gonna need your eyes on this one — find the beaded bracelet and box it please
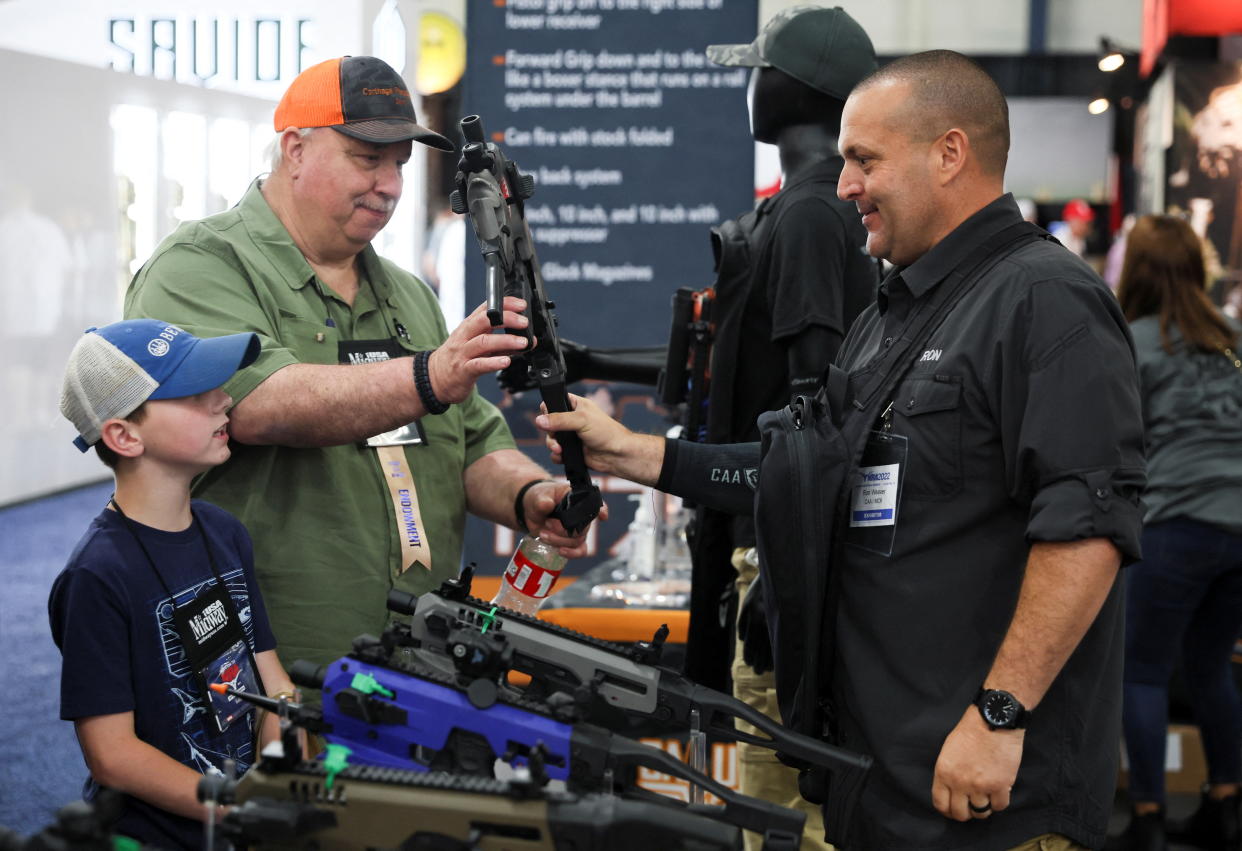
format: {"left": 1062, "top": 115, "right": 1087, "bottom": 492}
{"left": 413, "top": 350, "right": 449, "bottom": 415}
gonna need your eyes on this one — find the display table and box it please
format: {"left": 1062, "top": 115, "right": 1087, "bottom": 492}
{"left": 536, "top": 607, "right": 688, "bottom": 644}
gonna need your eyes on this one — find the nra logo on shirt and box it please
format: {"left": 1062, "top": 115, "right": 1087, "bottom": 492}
{"left": 918, "top": 348, "right": 942, "bottom": 363}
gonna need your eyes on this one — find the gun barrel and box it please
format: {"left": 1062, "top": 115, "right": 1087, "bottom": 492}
{"left": 485, "top": 253, "right": 504, "bottom": 326}
{"left": 387, "top": 588, "right": 420, "bottom": 616}
{"left": 289, "top": 659, "right": 327, "bottom": 690}
{"left": 460, "top": 114, "right": 485, "bottom": 145}
{"left": 658, "top": 287, "right": 697, "bottom": 405}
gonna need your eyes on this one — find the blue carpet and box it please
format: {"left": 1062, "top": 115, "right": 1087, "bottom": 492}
{"left": 0, "top": 481, "right": 111, "bottom": 836}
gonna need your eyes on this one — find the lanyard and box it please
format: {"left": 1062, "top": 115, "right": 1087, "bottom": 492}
{"left": 319, "top": 270, "right": 429, "bottom": 573}
{"left": 109, "top": 496, "right": 231, "bottom": 614}
{"left": 110, "top": 497, "right": 260, "bottom": 734}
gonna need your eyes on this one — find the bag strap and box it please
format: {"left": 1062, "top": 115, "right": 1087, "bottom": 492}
{"left": 814, "top": 219, "right": 1049, "bottom": 742}
{"left": 849, "top": 220, "right": 1048, "bottom": 412}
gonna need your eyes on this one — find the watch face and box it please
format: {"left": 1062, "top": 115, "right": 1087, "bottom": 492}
{"left": 982, "top": 691, "right": 1018, "bottom": 727}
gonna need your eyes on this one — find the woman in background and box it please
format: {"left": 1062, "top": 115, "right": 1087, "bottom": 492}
{"left": 1115, "top": 214, "right": 1242, "bottom": 851}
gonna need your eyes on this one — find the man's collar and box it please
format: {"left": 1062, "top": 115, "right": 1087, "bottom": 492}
{"left": 238, "top": 178, "right": 316, "bottom": 291}
{"left": 898, "top": 193, "right": 1022, "bottom": 299}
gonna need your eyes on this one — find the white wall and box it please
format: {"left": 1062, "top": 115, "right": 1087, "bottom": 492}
{"left": 1007, "top": 97, "right": 1112, "bottom": 201}
{"left": 0, "top": 2, "right": 436, "bottom": 505}
{"left": 0, "top": 48, "right": 279, "bottom": 504}
{"left": 759, "top": 0, "right": 1142, "bottom": 55}
{"left": 1046, "top": 0, "right": 1143, "bottom": 54}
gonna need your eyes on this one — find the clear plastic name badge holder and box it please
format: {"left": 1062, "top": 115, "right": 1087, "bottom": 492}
{"left": 847, "top": 430, "right": 907, "bottom": 558}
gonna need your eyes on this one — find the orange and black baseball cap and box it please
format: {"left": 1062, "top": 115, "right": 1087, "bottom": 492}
{"left": 273, "top": 56, "right": 454, "bottom": 151}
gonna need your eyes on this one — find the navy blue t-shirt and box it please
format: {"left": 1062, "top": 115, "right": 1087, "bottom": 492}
{"left": 48, "top": 500, "right": 277, "bottom": 849}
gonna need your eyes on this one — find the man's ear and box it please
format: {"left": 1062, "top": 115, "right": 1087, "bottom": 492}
{"left": 279, "top": 127, "right": 311, "bottom": 173}
{"left": 936, "top": 127, "right": 970, "bottom": 186}
{"left": 99, "top": 418, "right": 143, "bottom": 459}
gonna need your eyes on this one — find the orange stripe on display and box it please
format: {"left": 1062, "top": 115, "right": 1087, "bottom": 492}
{"left": 537, "top": 607, "right": 689, "bottom": 644}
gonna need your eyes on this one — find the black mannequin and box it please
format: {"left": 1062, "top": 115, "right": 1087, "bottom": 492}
{"left": 747, "top": 65, "right": 854, "bottom": 399}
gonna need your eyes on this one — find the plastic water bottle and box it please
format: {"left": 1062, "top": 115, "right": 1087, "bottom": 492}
{"left": 491, "top": 536, "right": 568, "bottom": 615}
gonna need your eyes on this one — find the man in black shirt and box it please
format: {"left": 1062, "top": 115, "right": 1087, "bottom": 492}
{"left": 539, "top": 50, "right": 1145, "bottom": 850}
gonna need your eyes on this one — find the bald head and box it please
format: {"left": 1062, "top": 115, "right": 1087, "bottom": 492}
{"left": 854, "top": 50, "right": 1009, "bottom": 178}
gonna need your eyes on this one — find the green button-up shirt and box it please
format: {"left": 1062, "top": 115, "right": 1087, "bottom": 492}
{"left": 124, "top": 179, "right": 515, "bottom": 673}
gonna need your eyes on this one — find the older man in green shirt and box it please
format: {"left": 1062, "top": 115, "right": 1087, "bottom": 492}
{"left": 124, "top": 56, "right": 595, "bottom": 677}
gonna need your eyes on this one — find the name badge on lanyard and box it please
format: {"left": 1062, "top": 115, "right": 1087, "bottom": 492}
{"left": 848, "top": 401, "right": 907, "bottom": 557}
{"left": 339, "top": 338, "right": 432, "bottom": 573}
{"left": 111, "top": 499, "right": 260, "bottom": 736}
{"left": 171, "top": 582, "right": 260, "bottom": 734}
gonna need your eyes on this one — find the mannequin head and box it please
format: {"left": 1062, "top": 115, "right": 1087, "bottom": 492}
{"left": 748, "top": 66, "right": 847, "bottom": 144}
{"left": 709, "top": 6, "right": 874, "bottom": 147}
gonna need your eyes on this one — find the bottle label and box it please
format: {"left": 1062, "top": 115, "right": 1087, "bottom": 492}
{"left": 503, "top": 549, "right": 563, "bottom": 600}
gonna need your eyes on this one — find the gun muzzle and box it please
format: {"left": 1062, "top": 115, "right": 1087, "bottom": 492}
{"left": 484, "top": 253, "right": 504, "bottom": 326}
{"left": 459, "top": 114, "right": 486, "bottom": 145}
{"left": 386, "top": 588, "right": 420, "bottom": 616}
{"left": 289, "top": 660, "right": 326, "bottom": 691}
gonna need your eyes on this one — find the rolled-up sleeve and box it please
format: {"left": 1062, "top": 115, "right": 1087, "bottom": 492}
{"left": 997, "top": 277, "right": 1147, "bottom": 562}
{"left": 125, "top": 241, "right": 300, "bottom": 405}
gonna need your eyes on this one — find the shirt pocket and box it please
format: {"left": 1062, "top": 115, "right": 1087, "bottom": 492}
{"left": 893, "top": 375, "right": 963, "bottom": 500}
{"left": 276, "top": 311, "right": 340, "bottom": 365}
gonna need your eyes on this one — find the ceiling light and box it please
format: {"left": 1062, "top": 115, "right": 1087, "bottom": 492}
{"left": 1098, "top": 37, "right": 1126, "bottom": 72}
{"left": 1099, "top": 52, "right": 1125, "bottom": 72}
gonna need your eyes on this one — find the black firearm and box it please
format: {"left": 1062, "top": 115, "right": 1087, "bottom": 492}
{"left": 450, "top": 114, "right": 602, "bottom": 535}
{"left": 657, "top": 286, "right": 715, "bottom": 443}
{"left": 213, "top": 760, "right": 742, "bottom": 850}
{"left": 214, "top": 651, "right": 805, "bottom": 849}
{"left": 202, "top": 695, "right": 735, "bottom": 850}
{"left": 389, "top": 570, "right": 872, "bottom": 848}
{"left": 0, "top": 791, "right": 155, "bottom": 851}
{"left": 491, "top": 290, "right": 715, "bottom": 446}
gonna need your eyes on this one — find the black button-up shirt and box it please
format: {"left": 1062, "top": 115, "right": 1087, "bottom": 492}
{"left": 832, "top": 194, "right": 1145, "bottom": 850}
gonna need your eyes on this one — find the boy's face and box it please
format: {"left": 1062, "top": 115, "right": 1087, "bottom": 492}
{"left": 132, "top": 387, "right": 234, "bottom": 474}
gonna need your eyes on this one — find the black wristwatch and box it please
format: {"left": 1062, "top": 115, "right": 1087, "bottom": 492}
{"left": 974, "top": 687, "right": 1028, "bottom": 730}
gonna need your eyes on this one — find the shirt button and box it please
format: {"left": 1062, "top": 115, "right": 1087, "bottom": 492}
{"left": 1095, "top": 488, "right": 1109, "bottom": 499}
{"left": 884, "top": 336, "right": 894, "bottom": 348}
{"left": 907, "top": 399, "right": 915, "bottom": 409}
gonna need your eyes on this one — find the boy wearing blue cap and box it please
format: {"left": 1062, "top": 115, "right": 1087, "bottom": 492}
{"left": 49, "top": 319, "right": 298, "bottom": 849}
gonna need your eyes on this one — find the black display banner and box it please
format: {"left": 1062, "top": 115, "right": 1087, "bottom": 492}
{"left": 461, "top": 0, "right": 757, "bottom": 347}
{"left": 460, "top": 0, "right": 758, "bottom": 578}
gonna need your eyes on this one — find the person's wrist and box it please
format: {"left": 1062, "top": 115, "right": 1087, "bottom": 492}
{"left": 413, "top": 350, "right": 449, "bottom": 415}
{"left": 974, "top": 687, "right": 1028, "bottom": 730}
{"left": 514, "top": 478, "right": 554, "bottom": 533}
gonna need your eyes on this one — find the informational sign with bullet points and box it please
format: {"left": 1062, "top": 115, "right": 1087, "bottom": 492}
{"left": 462, "top": 0, "right": 757, "bottom": 348}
